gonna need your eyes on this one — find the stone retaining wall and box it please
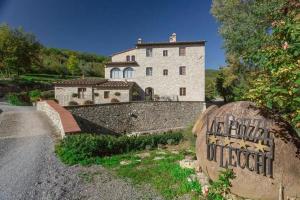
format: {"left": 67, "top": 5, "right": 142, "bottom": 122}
{"left": 66, "top": 101, "right": 205, "bottom": 135}
{"left": 37, "top": 100, "right": 81, "bottom": 137}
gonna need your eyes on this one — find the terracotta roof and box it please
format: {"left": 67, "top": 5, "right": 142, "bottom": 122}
{"left": 54, "top": 78, "right": 136, "bottom": 90}
{"left": 54, "top": 78, "right": 107, "bottom": 86}
{"left": 136, "top": 41, "right": 206, "bottom": 47}
{"left": 43, "top": 100, "right": 81, "bottom": 134}
{"left": 105, "top": 61, "right": 139, "bottom": 67}
{"left": 95, "top": 81, "right": 135, "bottom": 90}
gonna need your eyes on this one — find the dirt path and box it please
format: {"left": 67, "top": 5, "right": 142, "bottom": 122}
{"left": 0, "top": 105, "right": 162, "bottom": 200}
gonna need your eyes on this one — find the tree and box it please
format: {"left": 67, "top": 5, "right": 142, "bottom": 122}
{"left": 212, "top": 0, "right": 300, "bottom": 128}
{"left": 0, "top": 24, "right": 42, "bottom": 77}
{"left": 211, "top": 0, "right": 287, "bottom": 100}
{"left": 211, "top": 0, "right": 286, "bottom": 65}
{"left": 245, "top": 1, "right": 300, "bottom": 128}
{"left": 66, "top": 54, "right": 79, "bottom": 76}
{"left": 205, "top": 69, "right": 219, "bottom": 101}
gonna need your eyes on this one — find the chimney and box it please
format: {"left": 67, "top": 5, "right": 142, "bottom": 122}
{"left": 169, "top": 33, "right": 176, "bottom": 43}
{"left": 137, "top": 38, "right": 142, "bottom": 44}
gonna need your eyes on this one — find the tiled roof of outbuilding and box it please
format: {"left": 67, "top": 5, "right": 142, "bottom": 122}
{"left": 95, "top": 81, "right": 135, "bottom": 89}
{"left": 105, "top": 61, "right": 139, "bottom": 67}
{"left": 54, "top": 78, "right": 107, "bottom": 86}
{"left": 54, "top": 78, "right": 136, "bottom": 90}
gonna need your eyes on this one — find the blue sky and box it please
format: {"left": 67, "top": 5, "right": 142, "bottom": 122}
{"left": 0, "top": 0, "right": 225, "bottom": 69}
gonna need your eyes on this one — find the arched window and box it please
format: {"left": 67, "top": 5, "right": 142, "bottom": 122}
{"left": 110, "top": 68, "right": 122, "bottom": 79}
{"left": 123, "top": 67, "right": 134, "bottom": 78}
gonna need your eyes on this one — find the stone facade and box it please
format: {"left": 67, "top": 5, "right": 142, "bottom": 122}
{"left": 55, "top": 86, "right": 132, "bottom": 106}
{"left": 55, "top": 86, "right": 93, "bottom": 106}
{"left": 106, "top": 34, "right": 205, "bottom": 101}
{"left": 93, "top": 88, "right": 130, "bottom": 104}
{"left": 66, "top": 101, "right": 205, "bottom": 135}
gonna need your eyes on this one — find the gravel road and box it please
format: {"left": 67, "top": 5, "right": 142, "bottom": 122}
{"left": 0, "top": 103, "right": 162, "bottom": 200}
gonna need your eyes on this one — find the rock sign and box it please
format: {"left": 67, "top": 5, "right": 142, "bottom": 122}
{"left": 193, "top": 101, "right": 300, "bottom": 200}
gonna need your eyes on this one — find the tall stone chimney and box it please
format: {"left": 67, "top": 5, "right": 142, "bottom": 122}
{"left": 137, "top": 38, "right": 142, "bottom": 44}
{"left": 169, "top": 33, "right": 176, "bottom": 43}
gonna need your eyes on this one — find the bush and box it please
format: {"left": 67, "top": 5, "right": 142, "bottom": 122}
{"left": 41, "top": 90, "right": 54, "bottom": 99}
{"left": 68, "top": 101, "right": 79, "bottom": 106}
{"left": 6, "top": 92, "right": 30, "bottom": 106}
{"left": 6, "top": 93, "right": 24, "bottom": 106}
{"left": 55, "top": 132, "right": 183, "bottom": 165}
{"left": 29, "top": 89, "right": 41, "bottom": 102}
{"left": 207, "top": 169, "right": 235, "bottom": 200}
{"left": 111, "top": 98, "right": 120, "bottom": 103}
{"left": 72, "top": 93, "right": 78, "bottom": 98}
{"left": 83, "top": 100, "right": 94, "bottom": 105}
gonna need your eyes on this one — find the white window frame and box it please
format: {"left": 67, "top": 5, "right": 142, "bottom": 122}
{"left": 110, "top": 68, "right": 122, "bottom": 79}
{"left": 146, "top": 48, "right": 152, "bottom": 57}
{"left": 123, "top": 67, "right": 134, "bottom": 78}
{"left": 146, "top": 67, "right": 153, "bottom": 76}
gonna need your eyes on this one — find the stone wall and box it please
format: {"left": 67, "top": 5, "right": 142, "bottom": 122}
{"left": 66, "top": 101, "right": 205, "bottom": 135}
{"left": 37, "top": 100, "right": 81, "bottom": 137}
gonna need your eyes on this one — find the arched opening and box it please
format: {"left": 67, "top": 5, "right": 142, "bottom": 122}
{"left": 110, "top": 68, "right": 122, "bottom": 79}
{"left": 145, "top": 87, "right": 154, "bottom": 101}
{"left": 123, "top": 67, "right": 134, "bottom": 78}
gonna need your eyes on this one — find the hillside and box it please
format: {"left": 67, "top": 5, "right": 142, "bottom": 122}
{"left": 34, "top": 48, "right": 109, "bottom": 77}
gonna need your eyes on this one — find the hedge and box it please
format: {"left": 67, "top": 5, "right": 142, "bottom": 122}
{"left": 55, "top": 132, "right": 183, "bottom": 165}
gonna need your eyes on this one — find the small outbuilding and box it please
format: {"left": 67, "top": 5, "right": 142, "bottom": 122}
{"left": 54, "top": 78, "right": 142, "bottom": 106}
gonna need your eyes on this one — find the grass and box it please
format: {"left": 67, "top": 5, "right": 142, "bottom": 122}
{"left": 94, "top": 148, "right": 201, "bottom": 200}
{"left": 20, "top": 74, "right": 80, "bottom": 83}
{"left": 1, "top": 74, "right": 83, "bottom": 85}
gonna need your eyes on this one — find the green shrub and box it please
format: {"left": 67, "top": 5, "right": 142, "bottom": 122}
{"left": 56, "top": 132, "right": 183, "bottom": 165}
{"left": 114, "top": 92, "right": 121, "bottom": 96}
{"left": 83, "top": 100, "right": 94, "bottom": 105}
{"left": 41, "top": 90, "right": 54, "bottom": 99}
{"left": 207, "top": 169, "right": 235, "bottom": 200}
{"left": 6, "top": 93, "right": 23, "bottom": 106}
{"left": 68, "top": 101, "right": 79, "bottom": 106}
{"left": 111, "top": 98, "right": 120, "bottom": 103}
{"left": 6, "top": 92, "right": 30, "bottom": 106}
{"left": 29, "top": 89, "right": 41, "bottom": 102}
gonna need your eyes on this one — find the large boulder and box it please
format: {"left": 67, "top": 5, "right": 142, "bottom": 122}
{"left": 194, "top": 101, "right": 300, "bottom": 200}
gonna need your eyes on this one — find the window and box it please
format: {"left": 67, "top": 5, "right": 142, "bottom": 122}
{"left": 146, "top": 67, "right": 153, "bottom": 76}
{"left": 78, "top": 88, "right": 86, "bottom": 99}
{"left": 126, "top": 55, "right": 130, "bottom": 61}
{"left": 179, "top": 66, "right": 186, "bottom": 75}
{"left": 179, "top": 88, "right": 186, "bottom": 96}
{"left": 163, "top": 69, "right": 168, "bottom": 76}
{"left": 163, "top": 50, "right": 168, "bottom": 56}
{"left": 146, "top": 48, "right": 152, "bottom": 57}
{"left": 123, "top": 67, "right": 134, "bottom": 78}
{"left": 104, "top": 91, "right": 110, "bottom": 99}
{"left": 110, "top": 68, "right": 122, "bottom": 79}
{"left": 179, "top": 47, "right": 186, "bottom": 56}
{"left": 131, "top": 55, "right": 135, "bottom": 61}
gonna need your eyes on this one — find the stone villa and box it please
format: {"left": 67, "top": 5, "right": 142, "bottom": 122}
{"left": 54, "top": 33, "right": 205, "bottom": 106}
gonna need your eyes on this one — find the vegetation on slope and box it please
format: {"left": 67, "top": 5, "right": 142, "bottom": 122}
{"left": 0, "top": 24, "right": 108, "bottom": 79}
